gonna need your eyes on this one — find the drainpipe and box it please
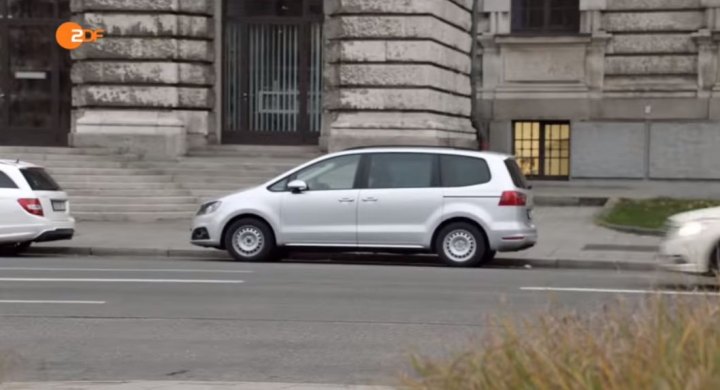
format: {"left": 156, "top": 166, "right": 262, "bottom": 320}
{"left": 470, "top": 0, "right": 488, "bottom": 150}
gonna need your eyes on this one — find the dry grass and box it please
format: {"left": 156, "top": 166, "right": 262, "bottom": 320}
{"left": 403, "top": 296, "right": 720, "bottom": 390}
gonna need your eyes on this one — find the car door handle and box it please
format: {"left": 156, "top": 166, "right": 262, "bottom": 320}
{"left": 338, "top": 198, "right": 355, "bottom": 203}
{"left": 362, "top": 197, "right": 378, "bottom": 203}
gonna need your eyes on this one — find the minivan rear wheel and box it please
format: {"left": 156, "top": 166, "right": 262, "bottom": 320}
{"left": 224, "top": 218, "right": 277, "bottom": 262}
{"left": 435, "top": 222, "right": 489, "bottom": 268}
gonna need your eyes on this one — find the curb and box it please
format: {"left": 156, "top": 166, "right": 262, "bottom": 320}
{"left": 26, "top": 246, "right": 658, "bottom": 272}
{"left": 594, "top": 198, "right": 665, "bottom": 237}
{"left": 534, "top": 195, "right": 609, "bottom": 207}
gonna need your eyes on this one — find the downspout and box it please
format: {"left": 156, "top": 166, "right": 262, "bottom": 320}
{"left": 470, "top": 0, "right": 487, "bottom": 150}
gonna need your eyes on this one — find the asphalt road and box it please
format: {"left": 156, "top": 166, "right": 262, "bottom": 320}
{"left": 0, "top": 255, "right": 713, "bottom": 386}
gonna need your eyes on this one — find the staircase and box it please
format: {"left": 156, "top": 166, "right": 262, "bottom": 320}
{"left": 0, "top": 146, "right": 197, "bottom": 222}
{"left": 131, "top": 145, "right": 322, "bottom": 203}
{"left": 0, "top": 145, "right": 323, "bottom": 222}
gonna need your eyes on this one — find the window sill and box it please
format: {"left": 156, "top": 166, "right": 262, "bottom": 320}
{"left": 495, "top": 34, "right": 592, "bottom": 45}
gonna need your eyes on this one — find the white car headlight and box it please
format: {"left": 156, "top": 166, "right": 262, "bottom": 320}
{"left": 677, "top": 221, "right": 704, "bottom": 237}
{"left": 197, "top": 201, "right": 222, "bottom": 216}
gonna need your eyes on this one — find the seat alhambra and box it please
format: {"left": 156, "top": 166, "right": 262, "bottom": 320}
{"left": 191, "top": 147, "right": 537, "bottom": 267}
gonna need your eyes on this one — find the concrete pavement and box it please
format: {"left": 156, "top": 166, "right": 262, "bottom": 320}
{"left": 0, "top": 255, "right": 700, "bottom": 386}
{"left": 30, "top": 206, "right": 662, "bottom": 271}
{"left": 0, "top": 382, "right": 393, "bottom": 390}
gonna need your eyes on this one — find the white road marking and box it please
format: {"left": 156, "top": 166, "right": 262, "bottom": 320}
{"left": 0, "top": 300, "right": 105, "bottom": 304}
{"left": 0, "top": 267, "right": 253, "bottom": 273}
{"left": 0, "top": 278, "right": 244, "bottom": 284}
{"left": 521, "top": 287, "right": 720, "bottom": 296}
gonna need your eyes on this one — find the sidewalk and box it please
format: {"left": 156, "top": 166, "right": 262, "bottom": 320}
{"left": 532, "top": 179, "right": 720, "bottom": 205}
{"left": 30, "top": 206, "right": 661, "bottom": 271}
{"left": 0, "top": 382, "right": 393, "bottom": 390}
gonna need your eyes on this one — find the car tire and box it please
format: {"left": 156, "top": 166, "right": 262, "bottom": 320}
{"left": 435, "top": 222, "right": 489, "bottom": 268}
{"left": 0, "top": 242, "right": 31, "bottom": 256}
{"left": 224, "top": 218, "right": 277, "bottom": 262}
{"left": 709, "top": 244, "right": 720, "bottom": 277}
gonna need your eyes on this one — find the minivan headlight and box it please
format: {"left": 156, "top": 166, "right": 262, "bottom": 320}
{"left": 677, "top": 221, "right": 704, "bottom": 237}
{"left": 197, "top": 201, "right": 222, "bottom": 216}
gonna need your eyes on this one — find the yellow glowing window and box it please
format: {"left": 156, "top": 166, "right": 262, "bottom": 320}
{"left": 513, "top": 121, "right": 570, "bottom": 179}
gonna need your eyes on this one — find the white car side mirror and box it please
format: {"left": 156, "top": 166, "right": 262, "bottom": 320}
{"left": 288, "top": 180, "right": 308, "bottom": 193}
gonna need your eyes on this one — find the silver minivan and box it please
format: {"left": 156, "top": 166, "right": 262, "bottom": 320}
{"left": 191, "top": 147, "right": 537, "bottom": 267}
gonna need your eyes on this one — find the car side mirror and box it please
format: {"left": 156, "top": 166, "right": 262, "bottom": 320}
{"left": 288, "top": 180, "right": 308, "bottom": 193}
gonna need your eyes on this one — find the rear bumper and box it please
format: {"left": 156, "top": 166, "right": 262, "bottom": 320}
{"left": 34, "top": 228, "right": 74, "bottom": 243}
{"left": 0, "top": 219, "right": 76, "bottom": 245}
{"left": 491, "top": 226, "right": 538, "bottom": 252}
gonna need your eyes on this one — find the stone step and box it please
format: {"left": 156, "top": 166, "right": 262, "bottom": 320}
{"left": 67, "top": 189, "right": 192, "bottom": 197}
{"left": 173, "top": 176, "right": 271, "bottom": 184}
{"left": 187, "top": 149, "right": 321, "bottom": 158}
{"left": 24, "top": 160, "right": 129, "bottom": 169}
{"left": 180, "top": 182, "right": 257, "bottom": 191}
{"left": 0, "top": 147, "right": 121, "bottom": 155}
{"left": 72, "top": 203, "right": 198, "bottom": 213}
{"left": 130, "top": 163, "right": 298, "bottom": 173}
{"left": 198, "top": 145, "right": 321, "bottom": 153}
{"left": 3, "top": 153, "right": 138, "bottom": 162}
{"left": 47, "top": 168, "right": 163, "bottom": 176}
{"left": 167, "top": 171, "right": 282, "bottom": 180}
{"left": 74, "top": 211, "right": 194, "bottom": 222}
{"left": 70, "top": 196, "right": 198, "bottom": 205}
{"left": 53, "top": 175, "right": 173, "bottom": 183}
{"left": 61, "top": 182, "right": 181, "bottom": 190}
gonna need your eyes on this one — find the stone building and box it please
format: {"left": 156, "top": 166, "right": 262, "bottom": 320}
{"left": 1, "top": 0, "right": 720, "bottom": 181}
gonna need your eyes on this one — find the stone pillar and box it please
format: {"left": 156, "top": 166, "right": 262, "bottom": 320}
{"left": 322, "top": 0, "right": 476, "bottom": 151}
{"left": 69, "top": 0, "right": 215, "bottom": 160}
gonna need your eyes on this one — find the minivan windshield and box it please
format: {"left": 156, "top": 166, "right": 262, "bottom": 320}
{"left": 21, "top": 167, "right": 62, "bottom": 191}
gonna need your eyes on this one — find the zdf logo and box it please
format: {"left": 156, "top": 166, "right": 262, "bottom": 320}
{"left": 56, "top": 22, "right": 104, "bottom": 50}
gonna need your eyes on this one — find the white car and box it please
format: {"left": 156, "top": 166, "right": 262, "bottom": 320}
{"left": 191, "top": 146, "right": 537, "bottom": 267}
{"left": 0, "top": 160, "right": 75, "bottom": 254}
{"left": 658, "top": 207, "right": 720, "bottom": 275}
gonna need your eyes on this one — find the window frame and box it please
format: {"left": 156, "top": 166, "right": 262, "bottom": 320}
{"left": 225, "top": 0, "right": 324, "bottom": 22}
{"left": 512, "top": 120, "right": 571, "bottom": 180}
{"left": 511, "top": 0, "right": 580, "bottom": 35}
{"left": 267, "top": 153, "right": 364, "bottom": 193}
{"left": 439, "top": 154, "right": 492, "bottom": 188}
{"left": 358, "top": 152, "right": 440, "bottom": 190}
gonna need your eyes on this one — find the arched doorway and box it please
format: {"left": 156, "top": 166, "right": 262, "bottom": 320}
{"left": 222, "top": 0, "right": 323, "bottom": 145}
{"left": 0, "top": 0, "right": 71, "bottom": 146}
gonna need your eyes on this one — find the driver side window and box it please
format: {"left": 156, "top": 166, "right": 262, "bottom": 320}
{"left": 293, "top": 154, "right": 361, "bottom": 191}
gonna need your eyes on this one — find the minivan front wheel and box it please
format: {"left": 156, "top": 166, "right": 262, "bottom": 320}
{"left": 224, "top": 218, "right": 277, "bottom": 262}
{"left": 436, "top": 222, "right": 488, "bottom": 268}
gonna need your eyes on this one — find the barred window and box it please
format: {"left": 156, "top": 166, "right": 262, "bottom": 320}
{"left": 512, "top": 0, "right": 580, "bottom": 34}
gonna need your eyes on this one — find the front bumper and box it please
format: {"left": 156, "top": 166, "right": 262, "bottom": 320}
{"left": 190, "top": 213, "right": 224, "bottom": 248}
{"left": 657, "top": 234, "right": 713, "bottom": 275}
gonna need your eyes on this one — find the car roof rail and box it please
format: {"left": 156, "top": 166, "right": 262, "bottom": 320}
{"left": 342, "top": 145, "right": 479, "bottom": 152}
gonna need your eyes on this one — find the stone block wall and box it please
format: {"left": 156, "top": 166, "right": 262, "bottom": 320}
{"left": 482, "top": 0, "right": 720, "bottom": 180}
{"left": 322, "top": 0, "right": 477, "bottom": 151}
{"left": 69, "top": 0, "right": 215, "bottom": 158}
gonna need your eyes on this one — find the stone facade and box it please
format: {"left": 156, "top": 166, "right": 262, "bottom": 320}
{"left": 481, "top": 0, "right": 720, "bottom": 180}
{"left": 321, "top": 0, "right": 477, "bottom": 151}
{"left": 69, "top": 0, "right": 215, "bottom": 159}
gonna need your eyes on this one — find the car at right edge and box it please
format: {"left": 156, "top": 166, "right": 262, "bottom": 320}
{"left": 659, "top": 207, "right": 720, "bottom": 275}
{"left": 191, "top": 146, "right": 538, "bottom": 268}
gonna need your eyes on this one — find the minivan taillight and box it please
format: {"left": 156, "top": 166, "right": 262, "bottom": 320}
{"left": 499, "top": 191, "right": 527, "bottom": 206}
{"left": 18, "top": 198, "right": 44, "bottom": 217}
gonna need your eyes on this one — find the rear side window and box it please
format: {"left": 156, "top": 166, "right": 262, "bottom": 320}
{"left": 367, "top": 153, "right": 436, "bottom": 189}
{"left": 441, "top": 155, "right": 491, "bottom": 187}
{"left": 504, "top": 158, "right": 530, "bottom": 189}
{"left": 0, "top": 171, "right": 18, "bottom": 189}
{"left": 21, "top": 168, "right": 62, "bottom": 191}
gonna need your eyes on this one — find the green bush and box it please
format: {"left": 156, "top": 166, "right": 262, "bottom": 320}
{"left": 403, "top": 296, "right": 720, "bottom": 390}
